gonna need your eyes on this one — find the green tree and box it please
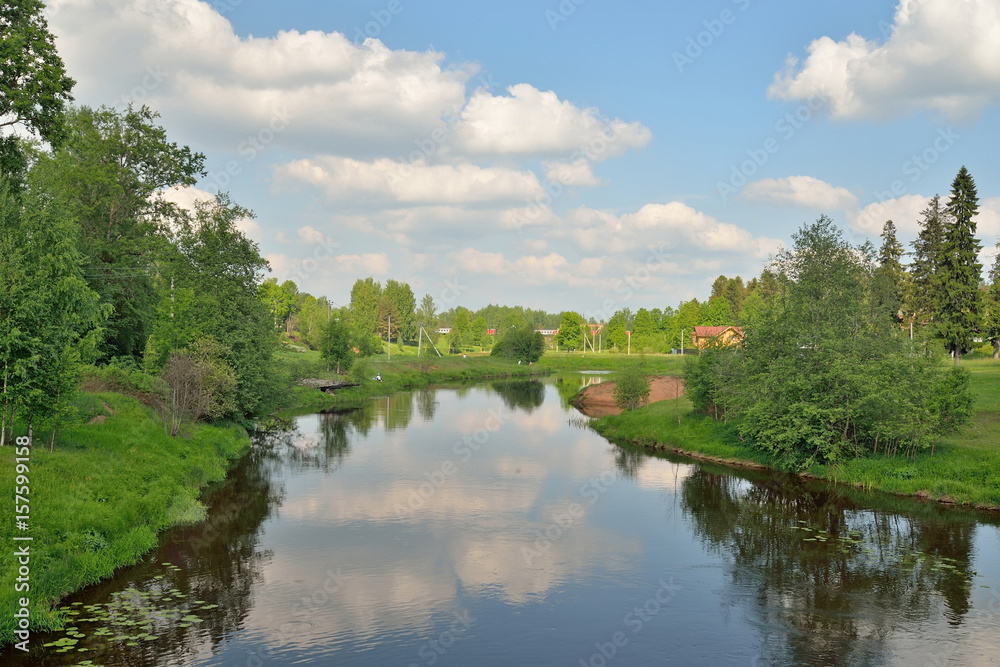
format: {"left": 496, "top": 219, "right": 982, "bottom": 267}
{"left": 383, "top": 279, "right": 416, "bottom": 343}
{"left": 349, "top": 277, "right": 382, "bottom": 354}
{"left": 738, "top": 289, "right": 766, "bottom": 330}
{"left": 676, "top": 299, "right": 701, "bottom": 349}
{"left": 450, "top": 307, "right": 471, "bottom": 351}
{"left": 908, "top": 195, "right": 947, "bottom": 325}
{"left": 604, "top": 309, "right": 630, "bottom": 351}
{"left": 320, "top": 317, "right": 354, "bottom": 373}
{"left": 555, "top": 311, "right": 585, "bottom": 350}
{"left": 32, "top": 105, "right": 205, "bottom": 361}
{"left": 690, "top": 216, "right": 970, "bottom": 468}
{"left": 0, "top": 0, "right": 75, "bottom": 180}
{"left": 701, "top": 296, "right": 735, "bottom": 326}
{"left": 150, "top": 194, "right": 274, "bottom": 416}
{"left": 938, "top": 167, "right": 982, "bottom": 365}
{"left": 613, "top": 360, "right": 650, "bottom": 411}
{"left": 0, "top": 177, "right": 105, "bottom": 446}
{"left": 376, "top": 295, "right": 400, "bottom": 344}
{"left": 258, "top": 277, "right": 297, "bottom": 331}
{"left": 471, "top": 315, "right": 488, "bottom": 348}
{"left": 491, "top": 327, "right": 545, "bottom": 363}
{"left": 876, "top": 220, "right": 906, "bottom": 322}
{"left": 417, "top": 293, "right": 436, "bottom": 328}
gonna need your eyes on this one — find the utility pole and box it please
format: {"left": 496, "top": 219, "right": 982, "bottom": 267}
{"left": 681, "top": 329, "right": 685, "bottom": 356}
{"left": 388, "top": 314, "right": 391, "bottom": 361}
{"left": 627, "top": 331, "right": 631, "bottom": 356}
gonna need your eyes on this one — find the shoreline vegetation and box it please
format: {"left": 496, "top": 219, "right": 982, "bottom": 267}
{"left": 586, "top": 356, "right": 1000, "bottom": 513}
{"left": 0, "top": 392, "right": 250, "bottom": 646}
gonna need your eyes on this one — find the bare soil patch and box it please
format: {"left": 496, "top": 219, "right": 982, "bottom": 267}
{"left": 573, "top": 376, "right": 685, "bottom": 417}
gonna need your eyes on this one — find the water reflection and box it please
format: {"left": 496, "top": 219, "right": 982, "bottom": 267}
{"left": 14, "top": 378, "right": 1000, "bottom": 667}
{"left": 680, "top": 465, "right": 980, "bottom": 666}
{"left": 488, "top": 379, "right": 546, "bottom": 413}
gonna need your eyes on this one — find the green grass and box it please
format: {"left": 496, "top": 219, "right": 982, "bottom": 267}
{"left": 537, "top": 351, "right": 688, "bottom": 375}
{"left": 591, "top": 358, "right": 1000, "bottom": 511}
{"left": 0, "top": 393, "right": 250, "bottom": 645}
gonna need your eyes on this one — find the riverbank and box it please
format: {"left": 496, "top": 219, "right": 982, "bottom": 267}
{"left": 0, "top": 392, "right": 251, "bottom": 646}
{"left": 589, "top": 358, "right": 1000, "bottom": 511}
{"left": 280, "top": 353, "right": 554, "bottom": 414}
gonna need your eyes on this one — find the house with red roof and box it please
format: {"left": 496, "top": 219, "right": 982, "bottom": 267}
{"left": 691, "top": 326, "right": 743, "bottom": 350}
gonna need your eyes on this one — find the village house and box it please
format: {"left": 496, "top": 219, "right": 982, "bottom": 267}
{"left": 691, "top": 326, "right": 743, "bottom": 351}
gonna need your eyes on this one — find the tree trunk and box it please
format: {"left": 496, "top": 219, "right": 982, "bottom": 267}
{"left": 993, "top": 339, "right": 999, "bottom": 360}
{"left": 954, "top": 344, "right": 962, "bottom": 366}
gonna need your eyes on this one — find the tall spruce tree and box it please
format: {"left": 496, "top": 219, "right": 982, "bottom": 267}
{"left": 876, "top": 220, "right": 906, "bottom": 322}
{"left": 908, "top": 196, "right": 947, "bottom": 324}
{"left": 938, "top": 167, "right": 982, "bottom": 365}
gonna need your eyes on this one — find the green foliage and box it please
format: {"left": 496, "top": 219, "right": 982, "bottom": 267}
{"left": 0, "top": 176, "right": 107, "bottom": 444}
{"left": 149, "top": 194, "right": 275, "bottom": 416}
{"left": 0, "top": 0, "right": 75, "bottom": 180}
{"left": 31, "top": 105, "right": 205, "bottom": 361}
{"left": 929, "top": 367, "right": 974, "bottom": 436}
{"left": 349, "top": 277, "right": 382, "bottom": 342}
{"left": 701, "top": 296, "right": 735, "bottom": 326}
{"left": 937, "top": 167, "right": 982, "bottom": 364}
{"left": 908, "top": 195, "right": 947, "bottom": 323}
{"left": 0, "top": 392, "right": 250, "bottom": 643}
{"left": 613, "top": 361, "right": 651, "bottom": 411}
{"left": 319, "top": 317, "right": 354, "bottom": 373}
{"left": 554, "top": 311, "right": 585, "bottom": 350}
{"left": 349, "top": 356, "right": 372, "bottom": 384}
{"left": 686, "top": 216, "right": 973, "bottom": 469}
{"left": 450, "top": 307, "right": 472, "bottom": 351}
{"left": 383, "top": 279, "right": 416, "bottom": 343}
{"left": 491, "top": 327, "right": 545, "bottom": 363}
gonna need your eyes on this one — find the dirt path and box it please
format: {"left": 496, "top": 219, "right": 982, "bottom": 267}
{"left": 573, "top": 376, "right": 685, "bottom": 417}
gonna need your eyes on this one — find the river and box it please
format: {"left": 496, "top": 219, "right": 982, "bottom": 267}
{"left": 11, "top": 374, "right": 1000, "bottom": 666}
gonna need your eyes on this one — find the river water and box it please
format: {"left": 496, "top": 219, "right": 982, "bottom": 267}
{"left": 11, "top": 374, "right": 1000, "bottom": 666}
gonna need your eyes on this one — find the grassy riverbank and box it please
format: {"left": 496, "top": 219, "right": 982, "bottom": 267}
{"left": 0, "top": 392, "right": 251, "bottom": 645}
{"left": 591, "top": 357, "right": 1000, "bottom": 511}
{"left": 277, "top": 349, "right": 553, "bottom": 412}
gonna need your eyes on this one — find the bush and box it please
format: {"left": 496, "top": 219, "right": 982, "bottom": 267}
{"left": 349, "top": 357, "right": 372, "bottom": 384}
{"left": 613, "top": 361, "right": 651, "bottom": 411}
{"left": 491, "top": 327, "right": 545, "bottom": 363}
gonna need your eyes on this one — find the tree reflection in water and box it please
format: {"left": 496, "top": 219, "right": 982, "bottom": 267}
{"left": 490, "top": 379, "right": 545, "bottom": 413}
{"left": 680, "top": 466, "right": 977, "bottom": 666}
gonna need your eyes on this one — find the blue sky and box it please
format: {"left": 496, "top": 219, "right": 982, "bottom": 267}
{"left": 45, "top": 0, "right": 1000, "bottom": 316}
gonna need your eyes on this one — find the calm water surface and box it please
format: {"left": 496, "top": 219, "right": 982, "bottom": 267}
{"left": 11, "top": 375, "right": 1000, "bottom": 666}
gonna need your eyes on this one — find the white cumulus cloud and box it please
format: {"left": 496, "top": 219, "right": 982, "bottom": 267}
{"left": 743, "top": 176, "right": 858, "bottom": 211}
{"left": 768, "top": 0, "right": 1000, "bottom": 121}
{"left": 273, "top": 156, "right": 545, "bottom": 206}
{"left": 453, "top": 83, "right": 652, "bottom": 158}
